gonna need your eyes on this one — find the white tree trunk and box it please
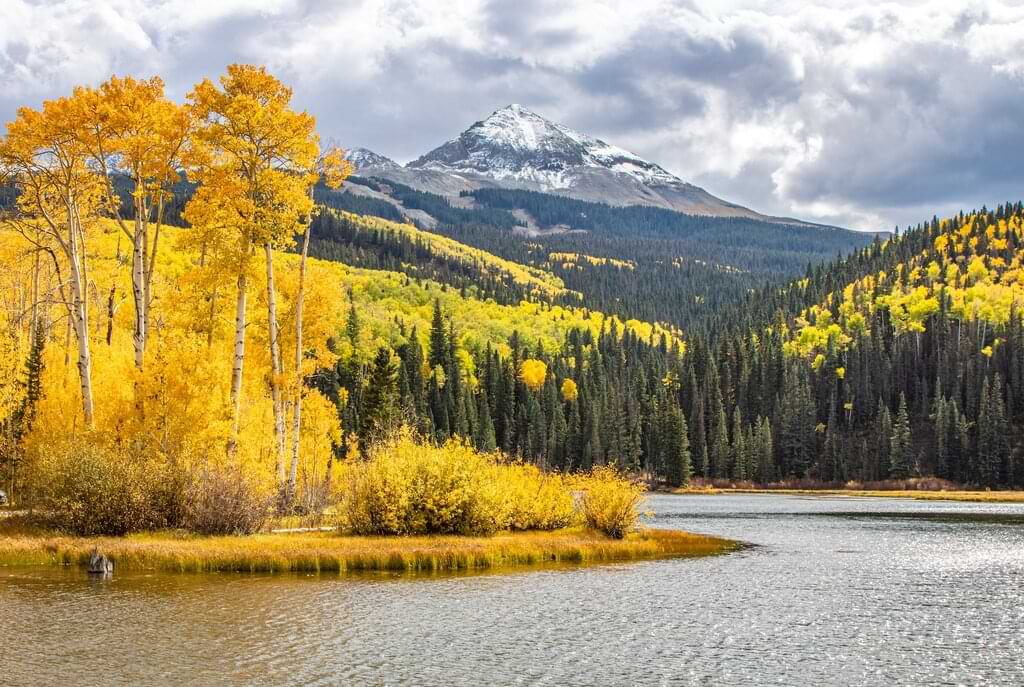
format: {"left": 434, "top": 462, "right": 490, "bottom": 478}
{"left": 229, "top": 271, "right": 248, "bottom": 456}
{"left": 131, "top": 213, "right": 147, "bottom": 369}
{"left": 67, "top": 211, "right": 94, "bottom": 428}
{"left": 288, "top": 224, "right": 312, "bottom": 499}
{"left": 264, "top": 243, "right": 287, "bottom": 489}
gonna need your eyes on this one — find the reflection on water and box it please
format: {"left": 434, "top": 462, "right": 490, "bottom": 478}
{"left": 3, "top": 494, "right": 1024, "bottom": 686}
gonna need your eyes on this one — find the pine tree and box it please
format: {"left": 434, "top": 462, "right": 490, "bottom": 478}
{"left": 710, "top": 404, "right": 729, "bottom": 479}
{"left": 428, "top": 299, "right": 448, "bottom": 371}
{"left": 889, "top": 393, "right": 912, "bottom": 479}
{"left": 691, "top": 395, "right": 708, "bottom": 479}
{"left": 360, "top": 347, "right": 400, "bottom": 448}
{"left": 991, "top": 375, "right": 1012, "bottom": 485}
{"left": 934, "top": 396, "right": 952, "bottom": 479}
{"left": 345, "top": 289, "right": 360, "bottom": 344}
{"left": 876, "top": 399, "right": 893, "bottom": 480}
{"left": 730, "top": 406, "right": 746, "bottom": 480}
{"left": 663, "top": 406, "right": 692, "bottom": 487}
{"left": 11, "top": 322, "right": 45, "bottom": 440}
{"left": 473, "top": 388, "right": 497, "bottom": 452}
{"left": 756, "top": 417, "right": 775, "bottom": 483}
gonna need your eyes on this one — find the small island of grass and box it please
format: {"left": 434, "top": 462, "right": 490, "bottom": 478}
{"left": 0, "top": 524, "right": 739, "bottom": 575}
{"left": 1, "top": 434, "right": 741, "bottom": 576}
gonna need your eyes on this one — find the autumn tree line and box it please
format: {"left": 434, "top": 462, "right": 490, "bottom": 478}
{"left": 0, "top": 65, "right": 353, "bottom": 522}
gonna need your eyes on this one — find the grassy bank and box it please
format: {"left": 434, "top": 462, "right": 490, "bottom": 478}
{"left": 0, "top": 525, "right": 740, "bottom": 575}
{"left": 675, "top": 487, "right": 1024, "bottom": 503}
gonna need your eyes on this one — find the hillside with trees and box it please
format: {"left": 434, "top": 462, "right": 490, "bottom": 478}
{"left": 678, "top": 204, "right": 1024, "bottom": 487}
{"left": 312, "top": 182, "right": 875, "bottom": 333}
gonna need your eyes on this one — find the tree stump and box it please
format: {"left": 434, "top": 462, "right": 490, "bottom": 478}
{"left": 87, "top": 549, "right": 114, "bottom": 575}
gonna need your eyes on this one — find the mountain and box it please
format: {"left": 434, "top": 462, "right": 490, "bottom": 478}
{"left": 350, "top": 104, "right": 823, "bottom": 227}
{"left": 345, "top": 147, "right": 402, "bottom": 173}
{"left": 346, "top": 146, "right": 479, "bottom": 197}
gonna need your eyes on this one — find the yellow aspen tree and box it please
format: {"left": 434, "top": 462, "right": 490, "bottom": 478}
{"left": 520, "top": 358, "right": 547, "bottom": 391}
{"left": 185, "top": 65, "right": 318, "bottom": 480}
{"left": 0, "top": 97, "right": 104, "bottom": 427}
{"left": 78, "top": 76, "right": 192, "bottom": 370}
{"left": 287, "top": 146, "right": 350, "bottom": 503}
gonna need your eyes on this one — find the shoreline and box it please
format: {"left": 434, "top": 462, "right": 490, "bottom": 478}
{"left": 672, "top": 487, "right": 1024, "bottom": 503}
{"left": 0, "top": 526, "right": 741, "bottom": 575}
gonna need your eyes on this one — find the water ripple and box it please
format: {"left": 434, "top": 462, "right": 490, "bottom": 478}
{"left": 2, "top": 494, "right": 1023, "bottom": 686}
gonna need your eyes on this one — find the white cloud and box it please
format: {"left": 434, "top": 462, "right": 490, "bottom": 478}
{"left": 2, "top": 0, "right": 1024, "bottom": 229}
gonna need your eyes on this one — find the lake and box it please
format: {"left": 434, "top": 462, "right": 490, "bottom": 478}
{"left": 3, "top": 494, "right": 1023, "bottom": 686}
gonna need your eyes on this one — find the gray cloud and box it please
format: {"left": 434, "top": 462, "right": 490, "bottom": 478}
{"left": 2, "top": 0, "right": 1024, "bottom": 230}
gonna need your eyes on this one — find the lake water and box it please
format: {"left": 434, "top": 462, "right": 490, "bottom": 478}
{"left": 3, "top": 494, "right": 1023, "bottom": 686}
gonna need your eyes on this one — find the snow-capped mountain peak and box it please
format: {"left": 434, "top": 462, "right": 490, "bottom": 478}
{"left": 345, "top": 147, "right": 400, "bottom": 173}
{"left": 348, "top": 105, "right": 794, "bottom": 222}
{"left": 407, "top": 104, "right": 682, "bottom": 190}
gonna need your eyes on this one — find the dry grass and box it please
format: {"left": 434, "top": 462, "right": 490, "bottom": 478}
{"left": 675, "top": 487, "right": 1024, "bottom": 503}
{"left": 0, "top": 520, "right": 740, "bottom": 574}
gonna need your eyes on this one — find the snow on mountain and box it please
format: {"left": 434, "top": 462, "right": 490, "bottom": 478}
{"left": 348, "top": 106, "right": 827, "bottom": 226}
{"left": 408, "top": 103, "right": 681, "bottom": 190}
{"left": 345, "top": 147, "right": 401, "bottom": 173}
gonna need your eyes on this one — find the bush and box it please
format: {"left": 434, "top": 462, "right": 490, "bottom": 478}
{"left": 24, "top": 437, "right": 271, "bottom": 536}
{"left": 500, "top": 463, "right": 577, "bottom": 531}
{"left": 341, "top": 433, "right": 645, "bottom": 537}
{"left": 28, "top": 441, "right": 185, "bottom": 536}
{"left": 342, "top": 434, "right": 511, "bottom": 535}
{"left": 342, "top": 433, "right": 582, "bottom": 535}
{"left": 183, "top": 463, "right": 274, "bottom": 535}
{"left": 573, "top": 466, "right": 645, "bottom": 538}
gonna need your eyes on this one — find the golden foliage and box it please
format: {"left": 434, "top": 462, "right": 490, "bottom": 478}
{"left": 519, "top": 358, "right": 548, "bottom": 391}
{"left": 572, "top": 466, "right": 646, "bottom": 539}
{"left": 340, "top": 431, "right": 575, "bottom": 535}
{"left": 782, "top": 208, "right": 1024, "bottom": 359}
{"left": 340, "top": 432, "right": 646, "bottom": 538}
{"left": 560, "top": 378, "right": 579, "bottom": 402}
{"left": 0, "top": 526, "right": 737, "bottom": 575}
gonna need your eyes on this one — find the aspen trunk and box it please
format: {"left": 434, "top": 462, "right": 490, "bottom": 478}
{"left": 67, "top": 212, "right": 94, "bottom": 428}
{"left": 228, "top": 271, "right": 248, "bottom": 456}
{"left": 105, "top": 284, "right": 116, "bottom": 346}
{"left": 131, "top": 213, "right": 146, "bottom": 368}
{"left": 198, "top": 241, "right": 218, "bottom": 349}
{"left": 263, "top": 243, "right": 287, "bottom": 489}
{"left": 207, "top": 287, "right": 218, "bottom": 349}
{"left": 30, "top": 249, "right": 40, "bottom": 336}
{"left": 288, "top": 222, "right": 313, "bottom": 500}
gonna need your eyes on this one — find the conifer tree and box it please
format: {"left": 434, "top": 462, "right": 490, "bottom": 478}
{"left": 663, "top": 406, "right": 691, "bottom": 487}
{"left": 730, "top": 406, "right": 746, "bottom": 480}
{"left": 710, "top": 404, "right": 730, "bottom": 479}
{"left": 360, "top": 347, "right": 400, "bottom": 449}
{"left": 889, "top": 393, "right": 912, "bottom": 479}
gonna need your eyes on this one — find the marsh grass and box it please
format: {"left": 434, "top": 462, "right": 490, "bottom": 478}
{"left": 0, "top": 520, "right": 739, "bottom": 574}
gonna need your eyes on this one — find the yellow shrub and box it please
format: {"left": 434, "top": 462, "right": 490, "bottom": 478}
{"left": 499, "top": 463, "right": 577, "bottom": 531}
{"left": 572, "top": 466, "right": 645, "bottom": 538}
{"left": 341, "top": 432, "right": 581, "bottom": 536}
{"left": 341, "top": 433, "right": 509, "bottom": 535}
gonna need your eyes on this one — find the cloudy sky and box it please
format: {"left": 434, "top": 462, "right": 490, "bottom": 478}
{"left": 3, "top": 0, "right": 1024, "bottom": 230}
